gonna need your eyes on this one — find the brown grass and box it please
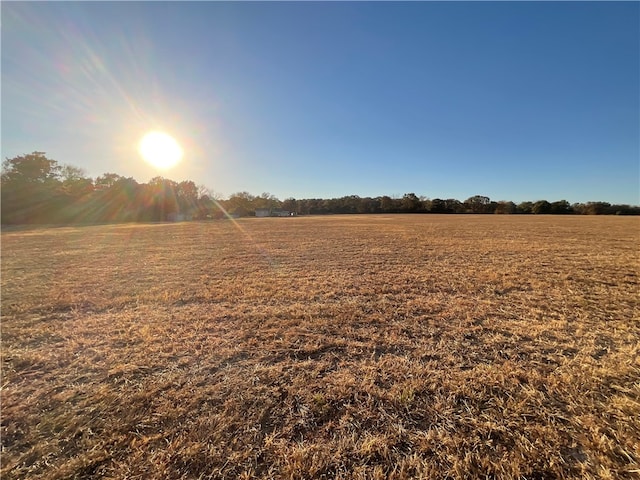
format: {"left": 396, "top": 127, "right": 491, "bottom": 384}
{"left": 2, "top": 215, "right": 639, "bottom": 479}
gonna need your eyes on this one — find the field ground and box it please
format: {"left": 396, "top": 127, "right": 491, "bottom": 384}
{"left": 1, "top": 215, "right": 639, "bottom": 479}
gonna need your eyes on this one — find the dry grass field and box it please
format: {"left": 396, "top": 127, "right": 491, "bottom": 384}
{"left": 2, "top": 215, "right": 639, "bottom": 479}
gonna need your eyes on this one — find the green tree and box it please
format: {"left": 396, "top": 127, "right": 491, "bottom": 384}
{"left": 90, "top": 176, "right": 140, "bottom": 222}
{"left": 429, "top": 198, "right": 446, "bottom": 213}
{"left": 550, "top": 200, "right": 572, "bottom": 214}
{"left": 532, "top": 200, "right": 552, "bottom": 215}
{"left": 464, "top": 195, "right": 491, "bottom": 213}
{"left": 282, "top": 197, "right": 298, "bottom": 215}
{"left": 583, "top": 201, "right": 612, "bottom": 215}
{"left": 1, "top": 152, "right": 62, "bottom": 223}
{"left": 59, "top": 165, "right": 93, "bottom": 197}
{"left": 225, "top": 191, "right": 255, "bottom": 217}
{"left": 401, "top": 193, "right": 421, "bottom": 212}
{"left": 145, "top": 177, "right": 179, "bottom": 221}
{"left": 445, "top": 199, "right": 464, "bottom": 213}
{"left": 494, "top": 201, "right": 516, "bottom": 214}
{"left": 380, "top": 196, "right": 396, "bottom": 213}
{"left": 176, "top": 180, "right": 199, "bottom": 217}
{"left": 54, "top": 165, "right": 95, "bottom": 222}
{"left": 1, "top": 151, "right": 61, "bottom": 185}
{"left": 517, "top": 201, "right": 534, "bottom": 214}
{"left": 95, "top": 173, "right": 124, "bottom": 190}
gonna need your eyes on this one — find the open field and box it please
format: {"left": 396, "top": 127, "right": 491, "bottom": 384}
{"left": 2, "top": 215, "right": 639, "bottom": 479}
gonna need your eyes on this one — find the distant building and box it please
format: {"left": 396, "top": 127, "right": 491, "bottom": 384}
{"left": 255, "top": 208, "right": 295, "bottom": 217}
{"left": 273, "top": 209, "right": 293, "bottom": 217}
{"left": 167, "top": 212, "right": 193, "bottom": 222}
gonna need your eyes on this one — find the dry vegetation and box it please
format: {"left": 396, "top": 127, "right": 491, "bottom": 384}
{"left": 2, "top": 215, "right": 639, "bottom": 479}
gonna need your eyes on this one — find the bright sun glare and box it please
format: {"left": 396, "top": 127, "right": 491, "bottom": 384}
{"left": 138, "top": 131, "right": 183, "bottom": 170}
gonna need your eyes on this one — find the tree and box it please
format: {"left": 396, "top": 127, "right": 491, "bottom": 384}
{"left": 582, "top": 201, "right": 612, "bottom": 215}
{"left": 532, "top": 200, "right": 552, "bottom": 215}
{"left": 90, "top": 176, "right": 140, "bottom": 222}
{"left": 176, "top": 180, "right": 199, "bottom": 217}
{"left": 3, "top": 150, "right": 638, "bottom": 224}
{"left": 145, "top": 176, "right": 179, "bottom": 220}
{"left": 340, "top": 195, "right": 362, "bottom": 214}
{"left": 444, "top": 199, "right": 464, "bottom": 213}
{"left": 59, "top": 165, "right": 93, "bottom": 197}
{"left": 1, "top": 152, "right": 62, "bottom": 223}
{"left": 429, "top": 198, "right": 446, "bottom": 213}
{"left": 254, "top": 192, "right": 281, "bottom": 212}
{"left": 194, "top": 194, "right": 216, "bottom": 220}
{"left": 550, "top": 200, "right": 572, "bottom": 215}
{"left": 401, "top": 193, "right": 422, "bottom": 213}
{"left": 609, "top": 204, "right": 640, "bottom": 215}
{"left": 380, "top": 196, "right": 396, "bottom": 213}
{"left": 1, "top": 151, "right": 61, "bottom": 185}
{"left": 194, "top": 185, "right": 224, "bottom": 219}
{"left": 517, "top": 201, "right": 534, "bottom": 214}
{"left": 360, "top": 197, "right": 381, "bottom": 214}
{"left": 225, "top": 191, "right": 255, "bottom": 217}
{"left": 494, "top": 201, "right": 516, "bottom": 214}
{"left": 52, "top": 165, "right": 95, "bottom": 222}
{"left": 95, "top": 173, "right": 124, "bottom": 190}
{"left": 282, "top": 197, "right": 298, "bottom": 214}
{"left": 464, "top": 195, "right": 491, "bottom": 213}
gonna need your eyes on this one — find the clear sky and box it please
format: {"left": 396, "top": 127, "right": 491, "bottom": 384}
{"left": 2, "top": 1, "right": 639, "bottom": 204}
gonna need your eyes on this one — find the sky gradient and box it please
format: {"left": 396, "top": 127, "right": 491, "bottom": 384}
{"left": 2, "top": 2, "right": 639, "bottom": 204}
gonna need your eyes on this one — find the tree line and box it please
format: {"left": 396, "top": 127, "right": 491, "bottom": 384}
{"left": 2, "top": 152, "right": 638, "bottom": 225}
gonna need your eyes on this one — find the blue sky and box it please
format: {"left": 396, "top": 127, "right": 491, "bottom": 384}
{"left": 2, "top": 1, "right": 639, "bottom": 204}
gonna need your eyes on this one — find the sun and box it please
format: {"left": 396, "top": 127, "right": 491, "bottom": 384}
{"left": 138, "top": 131, "right": 183, "bottom": 169}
